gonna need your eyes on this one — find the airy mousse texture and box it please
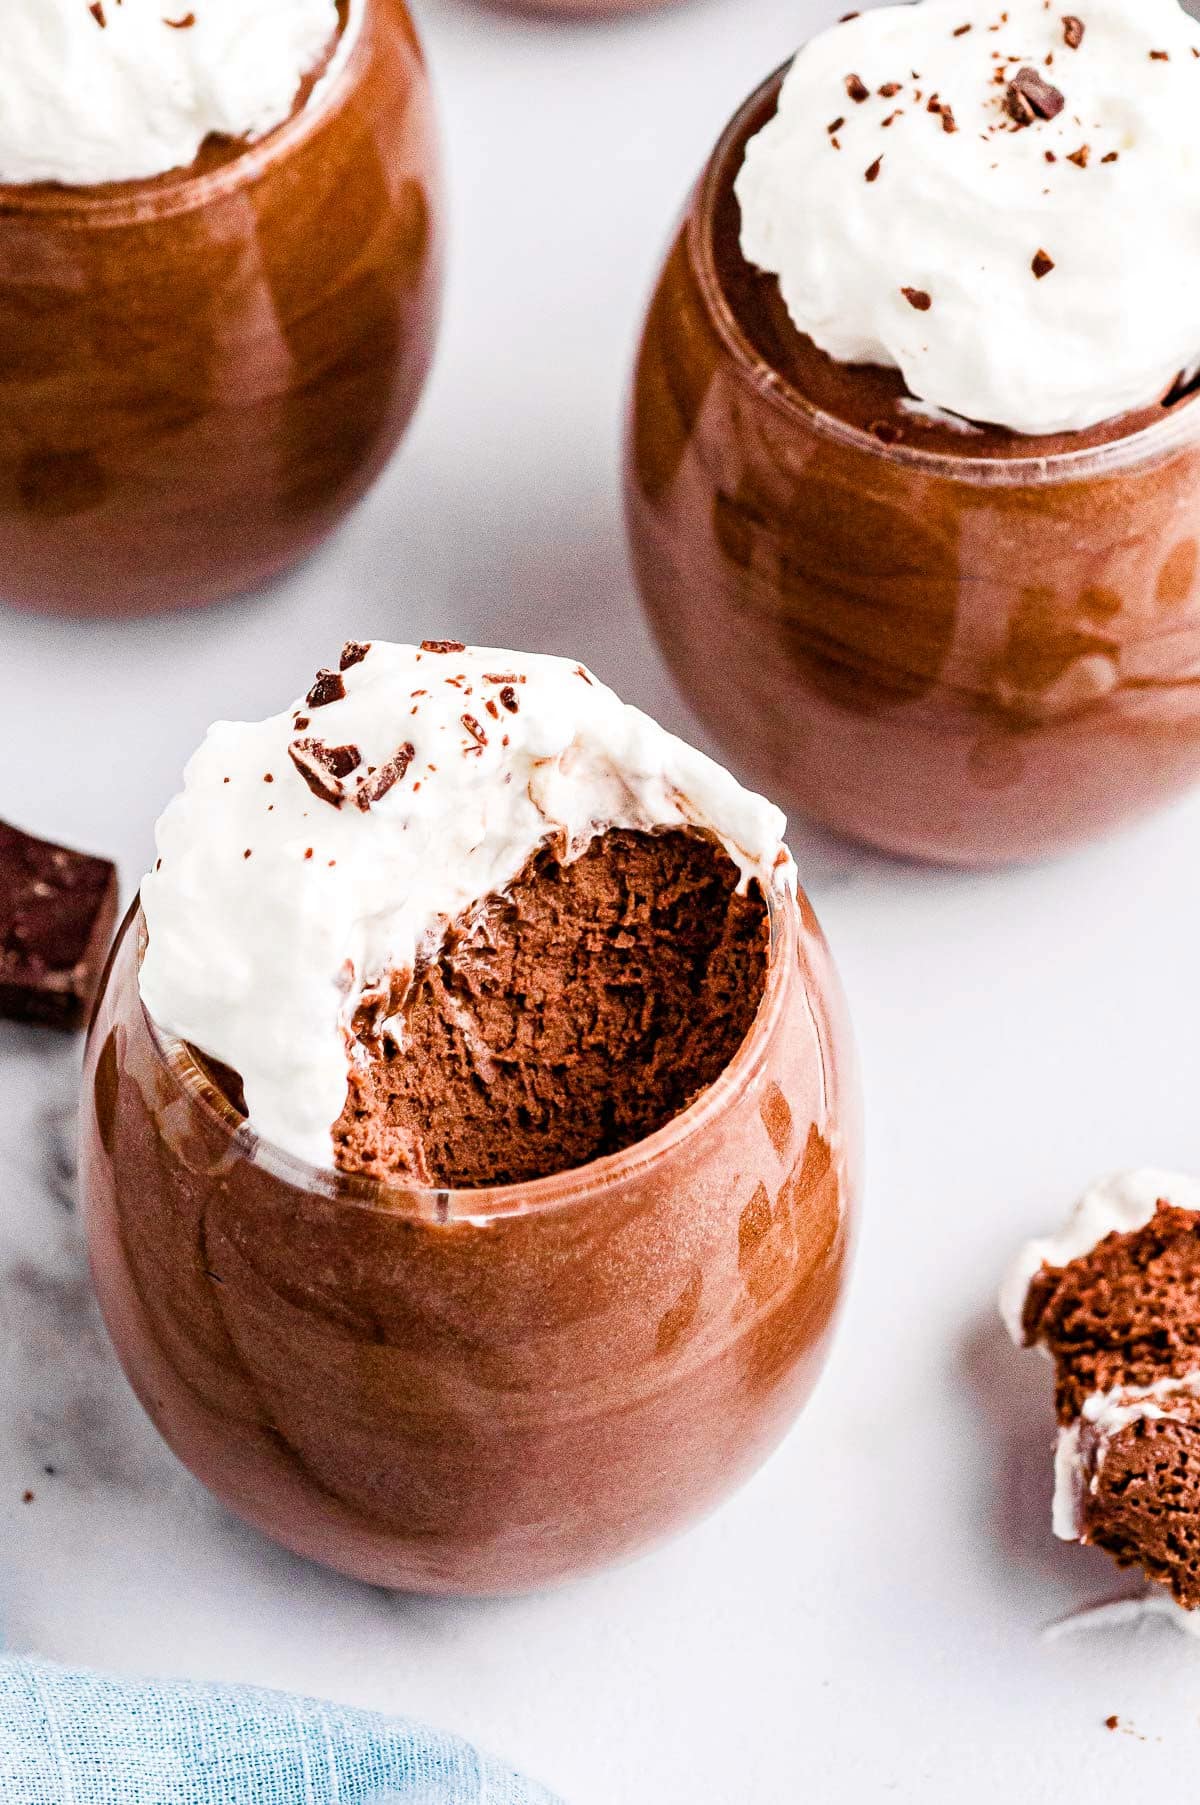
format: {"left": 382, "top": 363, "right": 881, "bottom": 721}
{"left": 142, "top": 643, "right": 791, "bottom": 1176}
{"left": 1011, "top": 1181, "right": 1200, "bottom": 1611}
{"left": 334, "top": 827, "right": 769, "bottom": 1188}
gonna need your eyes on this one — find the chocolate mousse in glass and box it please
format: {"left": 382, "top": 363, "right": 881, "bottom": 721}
{"left": 79, "top": 641, "right": 860, "bottom": 1595}
{"left": 626, "top": 0, "right": 1200, "bottom": 866}
{"left": 0, "top": 0, "right": 440, "bottom": 619}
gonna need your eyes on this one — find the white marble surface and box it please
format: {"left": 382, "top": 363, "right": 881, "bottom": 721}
{"left": 4, "top": 0, "right": 1200, "bottom": 1798}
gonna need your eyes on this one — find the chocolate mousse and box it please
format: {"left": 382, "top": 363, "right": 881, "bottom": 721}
{"left": 334, "top": 827, "right": 769, "bottom": 1187}
{"left": 139, "top": 641, "right": 791, "bottom": 1180}
{"left": 626, "top": 0, "right": 1200, "bottom": 866}
{"left": 0, "top": 0, "right": 441, "bottom": 617}
{"left": 80, "top": 641, "right": 859, "bottom": 1594}
{"left": 1004, "top": 1171, "right": 1200, "bottom": 1612}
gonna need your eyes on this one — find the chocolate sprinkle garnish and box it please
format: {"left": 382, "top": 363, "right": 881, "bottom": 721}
{"left": 461, "top": 714, "right": 487, "bottom": 751}
{"left": 1150, "top": 49, "right": 1169, "bottom": 60}
{"left": 827, "top": 115, "right": 846, "bottom": 134}
{"left": 89, "top": 1, "right": 106, "bottom": 24}
{"left": 878, "top": 82, "right": 902, "bottom": 97}
{"left": 1066, "top": 144, "right": 1090, "bottom": 167}
{"left": 499, "top": 685, "right": 520, "bottom": 714}
{"left": 953, "top": 22, "right": 971, "bottom": 34}
{"left": 483, "top": 673, "right": 525, "bottom": 685}
{"left": 865, "top": 156, "right": 884, "bottom": 182}
{"left": 288, "top": 738, "right": 362, "bottom": 807}
{"left": 940, "top": 105, "right": 958, "bottom": 133}
{"left": 1101, "top": 150, "right": 1119, "bottom": 163}
{"left": 845, "top": 72, "right": 870, "bottom": 102}
{"left": 901, "top": 286, "right": 932, "bottom": 311}
{"left": 1005, "top": 67, "right": 1066, "bottom": 124}
{"left": 305, "top": 669, "right": 346, "bottom": 710}
{"left": 354, "top": 743, "right": 415, "bottom": 811}
{"left": 164, "top": 11, "right": 197, "bottom": 25}
{"left": 339, "top": 640, "right": 371, "bottom": 671}
{"left": 1062, "top": 14, "right": 1084, "bottom": 48}
{"left": 420, "top": 639, "right": 467, "bottom": 654}
{"left": 1032, "top": 248, "right": 1056, "bottom": 279}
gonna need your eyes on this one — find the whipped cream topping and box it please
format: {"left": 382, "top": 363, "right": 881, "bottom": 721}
{"left": 0, "top": 0, "right": 344, "bottom": 187}
{"left": 140, "top": 642, "right": 794, "bottom": 1172}
{"left": 736, "top": 0, "right": 1200, "bottom": 435}
{"left": 1000, "top": 1168, "right": 1200, "bottom": 1344}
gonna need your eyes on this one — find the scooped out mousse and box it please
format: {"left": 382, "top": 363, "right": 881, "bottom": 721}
{"left": 139, "top": 642, "right": 792, "bottom": 1188}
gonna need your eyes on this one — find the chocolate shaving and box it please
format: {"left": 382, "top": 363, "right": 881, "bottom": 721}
{"left": 461, "top": 714, "right": 488, "bottom": 750}
{"left": 1101, "top": 150, "right": 1119, "bottom": 163}
{"left": 164, "top": 11, "right": 197, "bottom": 25}
{"left": 1004, "top": 67, "right": 1065, "bottom": 123}
{"left": 1149, "top": 49, "right": 1169, "bottom": 60}
{"left": 940, "top": 105, "right": 958, "bottom": 133}
{"left": 827, "top": 115, "right": 846, "bottom": 134}
{"left": 1062, "top": 14, "right": 1084, "bottom": 48}
{"left": 288, "top": 738, "right": 362, "bottom": 807}
{"left": 878, "top": 82, "right": 902, "bottom": 97}
{"left": 354, "top": 743, "right": 415, "bottom": 811}
{"left": 89, "top": 2, "right": 106, "bottom": 23}
{"left": 1031, "top": 248, "right": 1056, "bottom": 279}
{"left": 901, "top": 286, "right": 933, "bottom": 311}
{"left": 305, "top": 669, "right": 346, "bottom": 710}
{"left": 339, "top": 640, "right": 372, "bottom": 671}
{"left": 499, "top": 686, "right": 520, "bottom": 714}
{"left": 952, "top": 21, "right": 971, "bottom": 34}
{"left": 865, "top": 156, "right": 884, "bottom": 182}
{"left": 483, "top": 672, "right": 525, "bottom": 685}
{"left": 420, "top": 639, "right": 467, "bottom": 654}
{"left": 1066, "top": 144, "right": 1090, "bottom": 167}
{"left": 845, "top": 72, "right": 870, "bottom": 102}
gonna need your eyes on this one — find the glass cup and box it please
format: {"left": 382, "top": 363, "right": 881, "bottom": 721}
{"left": 80, "top": 885, "right": 860, "bottom": 1596}
{"left": 0, "top": 0, "right": 441, "bottom": 619}
{"left": 625, "top": 70, "right": 1200, "bottom": 867}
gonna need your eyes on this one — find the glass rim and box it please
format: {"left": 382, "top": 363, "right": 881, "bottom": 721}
{"left": 693, "top": 64, "right": 1200, "bottom": 489}
{"left": 0, "top": 0, "right": 370, "bottom": 224}
{"left": 132, "top": 875, "right": 800, "bottom": 1225}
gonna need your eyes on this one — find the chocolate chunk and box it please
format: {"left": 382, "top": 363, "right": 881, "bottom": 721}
{"left": 499, "top": 686, "right": 520, "bottom": 714}
{"left": 420, "top": 640, "right": 467, "bottom": 654}
{"left": 1005, "top": 67, "right": 1066, "bottom": 123}
{"left": 354, "top": 743, "right": 416, "bottom": 812}
{"left": 845, "top": 72, "right": 870, "bottom": 102}
{"left": 1062, "top": 14, "right": 1084, "bottom": 48}
{"left": 1032, "top": 248, "right": 1056, "bottom": 278}
{"left": 339, "top": 640, "right": 372, "bottom": 672}
{"left": 0, "top": 822, "right": 118, "bottom": 1031}
{"left": 901, "top": 286, "right": 933, "bottom": 311}
{"left": 288, "top": 738, "right": 362, "bottom": 807}
{"left": 305, "top": 669, "right": 346, "bottom": 710}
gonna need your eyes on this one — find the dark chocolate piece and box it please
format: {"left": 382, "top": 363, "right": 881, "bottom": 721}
{"left": 305, "top": 669, "right": 346, "bottom": 710}
{"left": 339, "top": 641, "right": 372, "bottom": 671}
{"left": 354, "top": 743, "right": 416, "bottom": 811}
{"left": 1005, "top": 67, "right": 1066, "bottom": 124}
{"left": 420, "top": 640, "right": 467, "bottom": 655}
{"left": 0, "top": 821, "right": 118, "bottom": 1031}
{"left": 288, "top": 738, "right": 362, "bottom": 807}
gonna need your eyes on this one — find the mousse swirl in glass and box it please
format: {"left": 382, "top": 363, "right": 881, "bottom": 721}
{"left": 0, "top": 0, "right": 441, "bottom": 618}
{"left": 626, "top": 0, "right": 1200, "bottom": 866}
{"left": 79, "top": 641, "right": 861, "bottom": 1594}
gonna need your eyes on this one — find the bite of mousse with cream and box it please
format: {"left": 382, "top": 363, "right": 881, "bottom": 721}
{"left": 1004, "top": 1171, "right": 1200, "bottom": 1624}
{"left": 735, "top": 0, "right": 1200, "bottom": 438}
{"left": 0, "top": 0, "right": 350, "bottom": 187}
{"left": 139, "top": 642, "right": 794, "bottom": 1187}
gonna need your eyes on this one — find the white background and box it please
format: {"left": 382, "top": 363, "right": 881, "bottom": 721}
{"left": 4, "top": 0, "right": 1200, "bottom": 1798}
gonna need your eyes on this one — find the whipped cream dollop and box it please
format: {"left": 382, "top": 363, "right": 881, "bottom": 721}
{"left": 736, "top": 0, "right": 1200, "bottom": 435}
{"left": 0, "top": 0, "right": 344, "bottom": 187}
{"left": 140, "top": 642, "right": 794, "bottom": 1171}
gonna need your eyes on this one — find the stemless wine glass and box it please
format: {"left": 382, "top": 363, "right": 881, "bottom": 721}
{"left": 625, "top": 69, "right": 1200, "bottom": 867}
{"left": 80, "top": 884, "right": 860, "bottom": 1596}
{"left": 0, "top": 0, "right": 442, "bottom": 618}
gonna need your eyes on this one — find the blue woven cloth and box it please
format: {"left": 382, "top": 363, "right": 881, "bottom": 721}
{"left": 0, "top": 1657, "right": 563, "bottom": 1805}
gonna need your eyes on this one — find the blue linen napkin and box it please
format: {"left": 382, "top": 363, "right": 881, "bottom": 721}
{"left": 0, "top": 1657, "right": 564, "bottom": 1804}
